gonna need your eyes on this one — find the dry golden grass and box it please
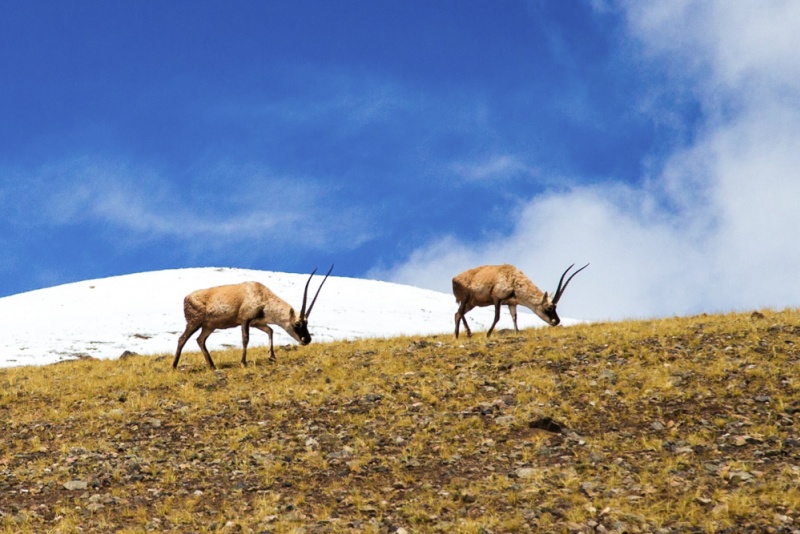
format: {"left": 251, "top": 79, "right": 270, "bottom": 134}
{"left": 1, "top": 309, "right": 800, "bottom": 533}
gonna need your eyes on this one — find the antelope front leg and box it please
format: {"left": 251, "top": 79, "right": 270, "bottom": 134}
{"left": 240, "top": 322, "right": 250, "bottom": 367}
{"left": 455, "top": 302, "right": 473, "bottom": 339}
{"left": 196, "top": 327, "right": 217, "bottom": 370}
{"left": 173, "top": 322, "right": 201, "bottom": 369}
{"left": 461, "top": 315, "right": 472, "bottom": 337}
{"left": 508, "top": 304, "right": 519, "bottom": 334}
{"left": 253, "top": 324, "right": 276, "bottom": 362}
{"left": 486, "top": 302, "right": 502, "bottom": 338}
{"left": 267, "top": 330, "right": 276, "bottom": 362}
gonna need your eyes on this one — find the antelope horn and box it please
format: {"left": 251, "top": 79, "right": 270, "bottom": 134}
{"left": 299, "top": 268, "right": 318, "bottom": 319}
{"left": 552, "top": 263, "right": 589, "bottom": 304}
{"left": 305, "top": 264, "right": 334, "bottom": 318}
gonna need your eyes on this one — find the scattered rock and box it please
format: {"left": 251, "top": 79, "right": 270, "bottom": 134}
{"left": 85, "top": 502, "right": 105, "bottom": 513}
{"left": 528, "top": 417, "right": 563, "bottom": 433}
{"left": 327, "top": 447, "right": 354, "bottom": 461}
{"left": 63, "top": 480, "right": 88, "bottom": 491}
{"left": 407, "top": 340, "right": 434, "bottom": 350}
{"left": 494, "top": 415, "right": 515, "bottom": 426}
{"left": 703, "top": 462, "right": 721, "bottom": 474}
{"left": 728, "top": 470, "right": 754, "bottom": 482}
{"left": 650, "top": 421, "right": 665, "bottom": 431}
{"left": 580, "top": 482, "right": 597, "bottom": 497}
{"left": 599, "top": 369, "right": 617, "bottom": 384}
{"left": 731, "top": 436, "right": 746, "bottom": 447}
{"left": 407, "top": 402, "right": 423, "bottom": 412}
{"left": 589, "top": 451, "right": 606, "bottom": 463}
{"left": 515, "top": 467, "right": 537, "bottom": 479}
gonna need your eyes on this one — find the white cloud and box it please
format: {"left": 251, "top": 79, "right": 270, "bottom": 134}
{"left": 625, "top": 0, "right": 800, "bottom": 104}
{"left": 371, "top": 185, "right": 708, "bottom": 321}
{"left": 449, "top": 154, "right": 539, "bottom": 183}
{"left": 375, "top": 1, "right": 800, "bottom": 320}
{"left": 12, "top": 157, "right": 373, "bottom": 252}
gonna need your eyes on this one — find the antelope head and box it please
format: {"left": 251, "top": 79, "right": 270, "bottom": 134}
{"left": 290, "top": 264, "right": 333, "bottom": 345}
{"left": 538, "top": 263, "right": 589, "bottom": 326}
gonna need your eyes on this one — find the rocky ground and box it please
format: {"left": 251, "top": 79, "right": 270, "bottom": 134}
{"left": 2, "top": 310, "right": 800, "bottom": 533}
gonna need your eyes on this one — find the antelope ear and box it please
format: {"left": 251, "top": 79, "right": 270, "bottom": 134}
{"left": 289, "top": 308, "right": 297, "bottom": 321}
{"left": 541, "top": 291, "right": 550, "bottom": 304}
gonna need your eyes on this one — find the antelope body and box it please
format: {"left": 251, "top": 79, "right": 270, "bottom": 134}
{"left": 173, "top": 266, "right": 332, "bottom": 370}
{"left": 452, "top": 263, "right": 588, "bottom": 338}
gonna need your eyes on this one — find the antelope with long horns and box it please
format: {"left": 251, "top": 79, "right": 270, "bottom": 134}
{"left": 173, "top": 266, "right": 333, "bottom": 370}
{"left": 452, "top": 263, "right": 588, "bottom": 339}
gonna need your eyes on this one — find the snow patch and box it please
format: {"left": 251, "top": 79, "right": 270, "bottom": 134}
{"left": 0, "top": 268, "right": 576, "bottom": 368}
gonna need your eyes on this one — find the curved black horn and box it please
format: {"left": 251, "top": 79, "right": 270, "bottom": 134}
{"left": 305, "top": 264, "right": 334, "bottom": 318}
{"left": 553, "top": 263, "right": 589, "bottom": 304}
{"left": 299, "top": 267, "right": 318, "bottom": 318}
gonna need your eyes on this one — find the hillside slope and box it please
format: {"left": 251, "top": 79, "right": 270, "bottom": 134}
{"left": 1, "top": 309, "right": 799, "bottom": 532}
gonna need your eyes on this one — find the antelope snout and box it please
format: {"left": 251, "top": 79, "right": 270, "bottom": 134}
{"left": 550, "top": 318, "right": 561, "bottom": 326}
{"left": 300, "top": 335, "right": 312, "bottom": 346}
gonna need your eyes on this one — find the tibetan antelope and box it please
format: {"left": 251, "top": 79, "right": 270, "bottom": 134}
{"left": 452, "top": 263, "right": 588, "bottom": 338}
{"left": 173, "top": 266, "right": 333, "bottom": 370}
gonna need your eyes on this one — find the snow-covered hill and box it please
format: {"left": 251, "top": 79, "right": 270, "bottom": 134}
{"left": 0, "top": 268, "right": 574, "bottom": 368}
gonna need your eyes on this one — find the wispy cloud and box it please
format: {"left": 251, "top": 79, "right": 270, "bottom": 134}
{"left": 374, "top": 1, "right": 800, "bottom": 320}
{"left": 7, "top": 156, "right": 374, "bottom": 253}
{"left": 211, "top": 67, "right": 418, "bottom": 135}
{"left": 449, "top": 154, "right": 540, "bottom": 183}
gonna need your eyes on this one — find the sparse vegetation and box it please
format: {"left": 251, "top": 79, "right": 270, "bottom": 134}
{"left": 2, "top": 310, "right": 800, "bottom": 533}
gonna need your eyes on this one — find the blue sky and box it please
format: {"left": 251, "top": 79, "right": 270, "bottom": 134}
{"left": 2, "top": 1, "right": 800, "bottom": 321}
